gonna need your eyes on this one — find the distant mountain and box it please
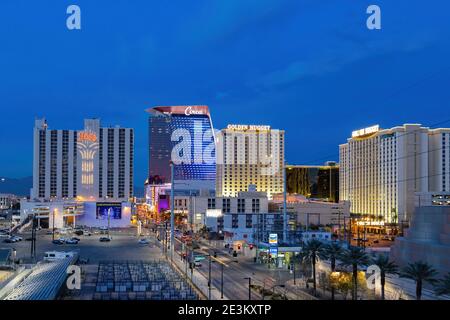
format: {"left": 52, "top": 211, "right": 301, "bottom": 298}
{"left": 0, "top": 176, "right": 144, "bottom": 198}
{"left": 0, "top": 176, "right": 32, "bottom": 196}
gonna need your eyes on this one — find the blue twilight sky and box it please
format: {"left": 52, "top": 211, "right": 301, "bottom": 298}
{"left": 1, "top": 0, "right": 450, "bottom": 185}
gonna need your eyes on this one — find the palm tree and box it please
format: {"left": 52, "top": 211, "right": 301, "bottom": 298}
{"left": 434, "top": 273, "right": 450, "bottom": 296}
{"left": 401, "top": 261, "right": 438, "bottom": 300}
{"left": 319, "top": 242, "right": 343, "bottom": 300}
{"left": 371, "top": 254, "right": 398, "bottom": 300}
{"left": 301, "top": 239, "right": 323, "bottom": 295}
{"left": 339, "top": 246, "right": 370, "bottom": 300}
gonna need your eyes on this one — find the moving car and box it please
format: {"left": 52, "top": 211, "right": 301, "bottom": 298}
{"left": 138, "top": 238, "right": 150, "bottom": 244}
{"left": 52, "top": 239, "right": 65, "bottom": 245}
{"left": 99, "top": 236, "right": 111, "bottom": 242}
{"left": 65, "top": 238, "right": 79, "bottom": 244}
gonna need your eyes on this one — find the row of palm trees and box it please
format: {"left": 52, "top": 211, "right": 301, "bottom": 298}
{"left": 301, "top": 239, "right": 450, "bottom": 300}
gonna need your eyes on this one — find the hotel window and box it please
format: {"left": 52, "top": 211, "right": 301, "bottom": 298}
{"left": 223, "top": 198, "right": 231, "bottom": 213}
{"left": 208, "top": 198, "right": 216, "bottom": 209}
{"left": 238, "top": 199, "right": 245, "bottom": 213}
{"left": 246, "top": 214, "right": 253, "bottom": 228}
{"left": 232, "top": 214, "right": 239, "bottom": 228}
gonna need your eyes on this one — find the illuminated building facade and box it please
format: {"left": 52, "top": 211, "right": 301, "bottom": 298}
{"left": 146, "top": 106, "right": 216, "bottom": 190}
{"left": 339, "top": 124, "right": 450, "bottom": 224}
{"left": 32, "top": 118, "right": 134, "bottom": 201}
{"left": 286, "top": 162, "right": 339, "bottom": 202}
{"left": 216, "top": 124, "right": 284, "bottom": 199}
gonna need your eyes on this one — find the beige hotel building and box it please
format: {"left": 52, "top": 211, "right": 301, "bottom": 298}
{"left": 216, "top": 124, "right": 284, "bottom": 199}
{"left": 339, "top": 124, "right": 450, "bottom": 224}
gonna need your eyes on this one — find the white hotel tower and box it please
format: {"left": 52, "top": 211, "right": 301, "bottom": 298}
{"left": 32, "top": 118, "right": 134, "bottom": 201}
{"left": 339, "top": 124, "right": 450, "bottom": 224}
{"left": 216, "top": 124, "right": 284, "bottom": 199}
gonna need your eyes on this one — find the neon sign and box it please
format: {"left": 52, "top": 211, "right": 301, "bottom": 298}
{"left": 352, "top": 125, "right": 379, "bottom": 138}
{"left": 79, "top": 132, "right": 97, "bottom": 142}
{"left": 184, "top": 106, "right": 205, "bottom": 116}
{"left": 227, "top": 124, "right": 271, "bottom": 131}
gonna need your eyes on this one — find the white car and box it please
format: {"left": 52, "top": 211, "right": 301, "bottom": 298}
{"left": 12, "top": 236, "right": 22, "bottom": 241}
{"left": 65, "top": 238, "right": 79, "bottom": 244}
{"left": 44, "top": 251, "right": 77, "bottom": 262}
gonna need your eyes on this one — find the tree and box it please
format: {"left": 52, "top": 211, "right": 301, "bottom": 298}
{"left": 319, "top": 242, "right": 343, "bottom": 300}
{"left": 339, "top": 246, "right": 370, "bottom": 300}
{"left": 301, "top": 239, "right": 323, "bottom": 295}
{"left": 434, "top": 273, "right": 450, "bottom": 296}
{"left": 400, "top": 261, "right": 438, "bottom": 300}
{"left": 371, "top": 254, "right": 398, "bottom": 300}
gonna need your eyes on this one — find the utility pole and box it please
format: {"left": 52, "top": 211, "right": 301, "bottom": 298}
{"left": 283, "top": 161, "right": 287, "bottom": 244}
{"left": 293, "top": 256, "right": 296, "bottom": 285}
{"left": 221, "top": 262, "right": 224, "bottom": 299}
{"left": 107, "top": 208, "right": 111, "bottom": 238}
{"left": 170, "top": 161, "right": 175, "bottom": 261}
{"left": 52, "top": 208, "right": 55, "bottom": 241}
{"left": 337, "top": 208, "right": 341, "bottom": 241}
{"left": 30, "top": 215, "right": 37, "bottom": 262}
{"left": 208, "top": 255, "right": 212, "bottom": 300}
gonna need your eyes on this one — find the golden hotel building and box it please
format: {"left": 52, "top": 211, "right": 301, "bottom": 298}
{"left": 216, "top": 125, "right": 284, "bottom": 199}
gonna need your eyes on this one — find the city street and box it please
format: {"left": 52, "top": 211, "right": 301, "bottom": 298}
{"left": 166, "top": 235, "right": 299, "bottom": 300}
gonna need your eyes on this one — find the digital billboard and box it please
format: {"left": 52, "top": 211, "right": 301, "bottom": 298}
{"left": 96, "top": 202, "right": 122, "bottom": 220}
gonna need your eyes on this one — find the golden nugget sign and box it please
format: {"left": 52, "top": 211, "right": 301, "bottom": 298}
{"left": 352, "top": 125, "right": 379, "bottom": 138}
{"left": 227, "top": 124, "right": 271, "bottom": 131}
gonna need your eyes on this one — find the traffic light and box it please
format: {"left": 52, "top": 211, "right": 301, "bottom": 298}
{"left": 249, "top": 244, "right": 253, "bottom": 250}
{"left": 213, "top": 251, "right": 217, "bottom": 258}
{"left": 237, "top": 244, "right": 241, "bottom": 250}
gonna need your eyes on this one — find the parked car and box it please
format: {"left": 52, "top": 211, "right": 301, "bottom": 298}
{"left": 3, "top": 237, "right": 15, "bottom": 243}
{"left": 71, "top": 237, "right": 81, "bottom": 242}
{"left": 74, "top": 230, "right": 84, "bottom": 236}
{"left": 44, "top": 251, "right": 76, "bottom": 262}
{"left": 83, "top": 231, "right": 92, "bottom": 236}
{"left": 52, "top": 239, "right": 64, "bottom": 245}
{"left": 99, "top": 237, "right": 111, "bottom": 242}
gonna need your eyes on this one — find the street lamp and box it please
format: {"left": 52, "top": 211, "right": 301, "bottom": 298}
{"left": 170, "top": 161, "right": 175, "bottom": 261}
{"left": 244, "top": 277, "right": 252, "bottom": 300}
{"left": 52, "top": 208, "right": 56, "bottom": 241}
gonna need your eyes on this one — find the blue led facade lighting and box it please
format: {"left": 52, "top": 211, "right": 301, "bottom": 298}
{"left": 147, "top": 106, "right": 216, "bottom": 185}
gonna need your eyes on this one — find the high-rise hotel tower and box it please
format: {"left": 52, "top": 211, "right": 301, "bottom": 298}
{"left": 32, "top": 118, "right": 134, "bottom": 201}
{"left": 216, "top": 124, "right": 284, "bottom": 199}
{"left": 146, "top": 106, "right": 216, "bottom": 191}
{"left": 339, "top": 124, "right": 450, "bottom": 224}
